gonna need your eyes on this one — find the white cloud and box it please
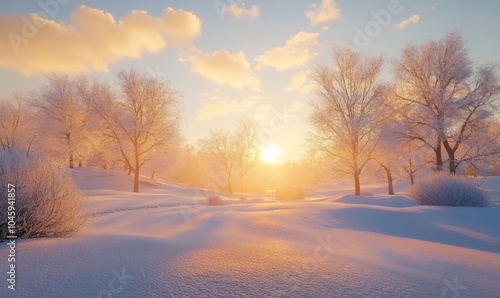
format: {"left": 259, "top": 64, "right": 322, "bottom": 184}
{"left": 0, "top": 6, "right": 201, "bottom": 76}
{"left": 180, "top": 48, "right": 260, "bottom": 90}
{"left": 287, "top": 71, "right": 315, "bottom": 93}
{"left": 287, "top": 72, "right": 308, "bottom": 92}
{"left": 306, "top": 0, "right": 341, "bottom": 25}
{"left": 395, "top": 14, "right": 420, "bottom": 29}
{"left": 286, "top": 100, "right": 304, "bottom": 114}
{"left": 255, "top": 32, "right": 319, "bottom": 71}
{"left": 197, "top": 96, "right": 255, "bottom": 120}
{"left": 223, "top": 3, "right": 260, "bottom": 20}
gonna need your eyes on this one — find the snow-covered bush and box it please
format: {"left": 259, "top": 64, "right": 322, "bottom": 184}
{"left": 408, "top": 173, "right": 489, "bottom": 207}
{"left": 206, "top": 195, "right": 225, "bottom": 206}
{"left": 0, "top": 149, "right": 86, "bottom": 239}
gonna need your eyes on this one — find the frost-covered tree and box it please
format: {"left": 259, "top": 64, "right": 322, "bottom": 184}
{"left": 400, "top": 139, "right": 427, "bottom": 185}
{"left": 83, "top": 70, "right": 182, "bottom": 193}
{"left": 309, "top": 46, "right": 388, "bottom": 195}
{"left": 169, "top": 144, "right": 207, "bottom": 185}
{"left": 0, "top": 92, "right": 37, "bottom": 153}
{"left": 31, "top": 73, "right": 88, "bottom": 168}
{"left": 393, "top": 32, "right": 500, "bottom": 174}
{"left": 234, "top": 118, "right": 261, "bottom": 192}
{"left": 373, "top": 125, "right": 401, "bottom": 195}
{"left": 199, "top": 129, "right": 238, "bottom": 194}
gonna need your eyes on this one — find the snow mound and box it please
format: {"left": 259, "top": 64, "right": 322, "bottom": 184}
{"left": 335, "top": 194, "right": 419, "bottom": 207}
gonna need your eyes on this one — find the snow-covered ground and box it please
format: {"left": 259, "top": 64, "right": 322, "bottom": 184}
{"left": 1, "top": 167, "right": 500, "bottom": 297}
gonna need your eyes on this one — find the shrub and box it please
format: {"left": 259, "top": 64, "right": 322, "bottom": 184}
{"left": 206, "top": 195, "right": 225, "bottom": 206}
{"left": 0, "top": 149, "right": 86, "bottom": 239}
{"left": 408, "top": 173, "right": 489, "bottom": 207}
{"left": 275, "top": 186, "right": 304, "bottom": 200}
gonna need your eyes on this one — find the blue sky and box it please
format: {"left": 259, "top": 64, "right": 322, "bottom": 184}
{"left": 1, "top": 0, "right": 499, "bottom": 161}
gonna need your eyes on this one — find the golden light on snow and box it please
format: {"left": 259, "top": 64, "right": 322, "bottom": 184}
{"left": 260, "top": 144, "right": 280, "bottom": 163}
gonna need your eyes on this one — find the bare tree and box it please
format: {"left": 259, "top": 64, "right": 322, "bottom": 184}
{"left": 234, "top": 118, "right": 261, "bottom": 192}
{"left": 83, "top": 70, "right": 182, "bottom": 193}
{"left": 373, "top": 125, "right": 401, "bottom": 195}
{"left": 31, "top": 73, "right": 87, "bottom": 168}
{"left": 0, "top": 92, "right": 37, "bottom": 154}
{"left": 199, "top": 129, "right": 238, "bottom": 194}
{"left": 400, "top": 139, "right": 427, "bottom": 185}
{"left": 393, "top": 32, "right": 500, "bottom": 174}
{"left": 309, "top": 46, "right": 388, "bottom": 195}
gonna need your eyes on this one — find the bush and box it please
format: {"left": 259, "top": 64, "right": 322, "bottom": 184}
{"left": 0, "top": 149, "right": 86, "bottom": 239}
{"left": 408, "top": 173, "right": 489, "bottom": 207}
{"left": 275, "top": 186, "right": 304, "bottom": 200}
{"left": 206, "top": 195, "right": 225, "bottom": 206}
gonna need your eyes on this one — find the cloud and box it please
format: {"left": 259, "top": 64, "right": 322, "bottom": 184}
{"left": 0, "top": 6, "right": 201, "bottom": 76}
{"left": 287, "top": 72, "right": 308, "bottom": 92}
{"left": 395, "top": 14, "right": 420, "bottom": 29}
{"left": 306, "top": 0, "right": 341, "bottom": 25}
{"left": 179, "top": 48, "right": 260, "bottom": 90}
{"left": 286, "top": 100, "right": 304, "bottom": 114}
{"left": 223, "top": 3, "right": 260, "bottom": 20}
{"left": 197, "top": 96, "right": 255, "bottom": 120}
{"left": 255, "top": 32, "right": 319, "bottom": 71}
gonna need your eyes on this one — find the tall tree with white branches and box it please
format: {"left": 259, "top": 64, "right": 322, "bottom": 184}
{"left": 31, "top": 73, "right": 87, "bottom": 168}
{"left": 393, "top": 32, "right": 500, "bottom": 174}
{"left": 309, "top": 46, "right": 388, "bottom": 195}
{"left": 83, "top": 70, "right": 182, "bottom": 192}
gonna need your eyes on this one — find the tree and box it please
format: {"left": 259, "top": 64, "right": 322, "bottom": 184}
{"left": 309, "top": 46, "right": 388, "bottom": 195}
{"left": 393, "top": 32, "right": 500, "bottom": 174}
{"left": 199, "top": 129, "right": 238, "bottom": 194}
{"left": 84, "top": 70, "right": 182, "bottom": 193}
{"left": 234, "top": 118, "right": 261, "bottom": 192}
{"left": 452, "top": 118, "right": 500, "bottom": 173}
{"left": 373, "top": 125, "right": 401, "bottom": 195}
{"left": 170, "top": 144, "right": 207, "bottom": 185}
{"left": 400, "top": 139, "right": 427, "bottom": 185}
{"left": 0, "top": 92, "right": 37, "bottom": 154}
{"left": 31, "top": 73, "right": 87, "bottom": 168}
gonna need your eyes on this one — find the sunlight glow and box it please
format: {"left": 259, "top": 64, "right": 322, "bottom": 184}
{"left": 260, "top": 144, "right": 280, "bottom": 163}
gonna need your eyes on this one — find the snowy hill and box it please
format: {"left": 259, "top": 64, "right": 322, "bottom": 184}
{"left": 1, "top": 167, "right": 500, "bottom": 297}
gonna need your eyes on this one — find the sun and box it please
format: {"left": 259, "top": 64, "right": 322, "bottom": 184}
{"left": 260, "top": 144, "right": 280, "bottom": 163}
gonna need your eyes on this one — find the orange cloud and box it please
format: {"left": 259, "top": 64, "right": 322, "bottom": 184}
{"left": 395, "top": 14, "right": 420, "bottom": 29}
{"left": 180, "top": 48, "right": 260, "bottom": 90}
{"left": 223, "top": 3, "right": 260, "bottom": 20}
{"left": 287, "top": 72, "right": 307, "bottom": 92}
{"left": 197, "top": 96, "right": 255, "bottom": 120}
{"left": 0, "top": 6, "right": 201, "bottom": 76}
{"left": 255, "top": 32, "right": 319, "bottom": 71}
{"left": 306, "top": 0, "right": 341, "bottom": 25}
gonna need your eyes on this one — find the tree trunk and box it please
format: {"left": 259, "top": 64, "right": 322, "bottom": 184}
{"left": 133, "top": 157, "right": 140, "bottom": 193}
{"left": 448, "top": 156, "right": 457, "bottom": 174}
{"left": 383, "top": 166, "right": 394, "bottom": 195}
{"left": 435, "top": 140, "right": 443, "bottom": 172}
{"left": 354, "top": 173, "right": 361, "bottom": 196}
{"left": 442, "top": 140, "right": 457, "bottom": 174}
{"left": 408, "top": 156, "right": 415, "bottom": 185}
{"left": 67, "top": 134, "right": 74, "bottom": 168}
{"left": 78, "top": 160, "right": 82, "bottom": 167}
